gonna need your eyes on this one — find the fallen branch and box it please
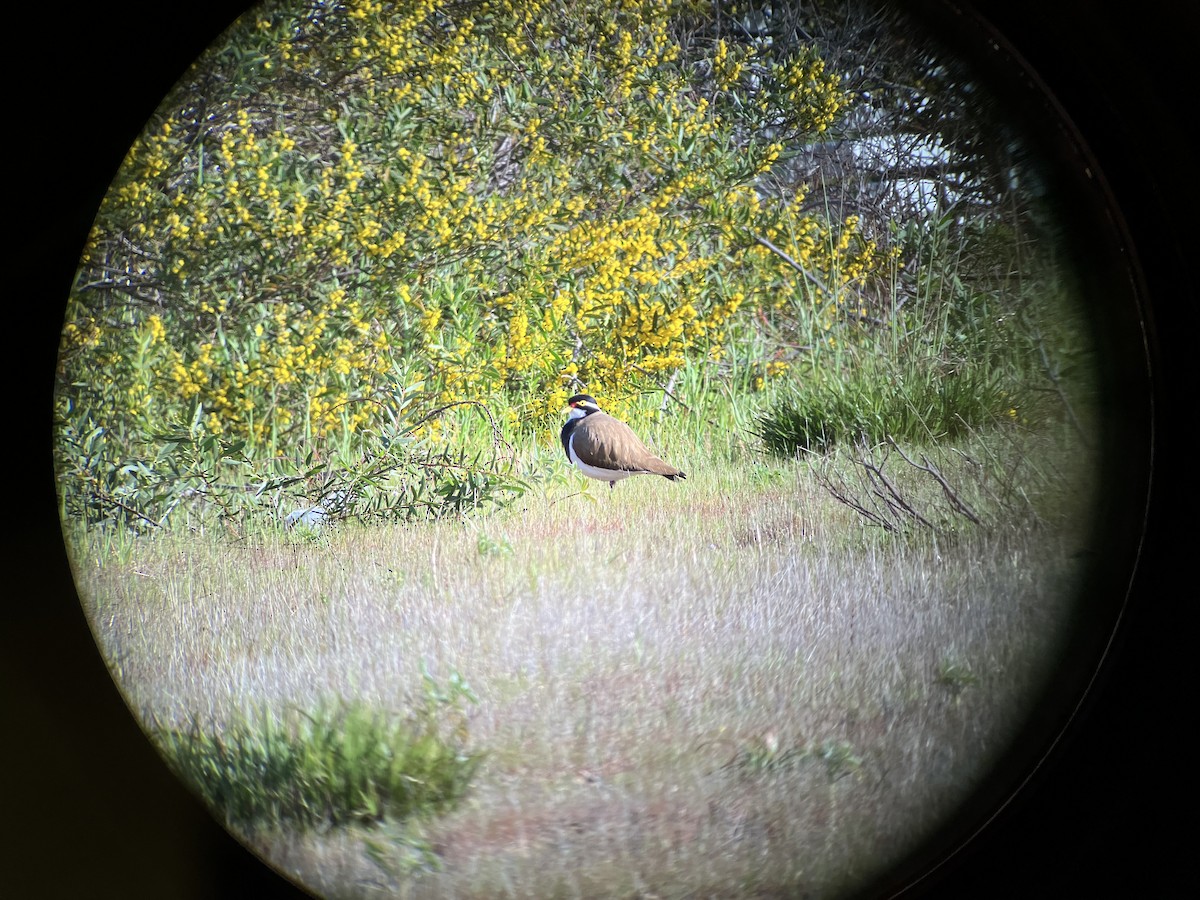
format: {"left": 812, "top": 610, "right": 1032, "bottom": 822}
{"left": 816, "top": 469, "right": 897, "bottom": 532}
{"left": 859, "top": 453, "right": 935, "bottom": 530}
{"left": 886, "top": 437, "right": 982, "bottom": 525}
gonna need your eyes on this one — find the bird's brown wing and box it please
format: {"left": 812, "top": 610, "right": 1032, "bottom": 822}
{"left": 575, "top": 413, "right": 684, "bottom": 477}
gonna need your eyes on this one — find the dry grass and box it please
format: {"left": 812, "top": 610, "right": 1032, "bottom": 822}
{"left": 71, "top": 450, "right": 1091, "bottom": 899}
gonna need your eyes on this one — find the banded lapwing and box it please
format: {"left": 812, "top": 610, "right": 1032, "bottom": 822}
{"left": 561, "top": 394, "right": 687, "bottom": 489}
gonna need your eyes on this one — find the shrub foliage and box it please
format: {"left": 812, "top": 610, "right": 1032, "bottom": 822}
{"left": 58, "top": 0, "right": 1080, "bottom": 530}
{"left": 61, "top": 0, "right": 886, "bottom": 447}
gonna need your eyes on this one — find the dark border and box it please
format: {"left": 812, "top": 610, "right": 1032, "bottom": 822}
{"left": 10, "top": 1, "right": 1190, "bottom": 896}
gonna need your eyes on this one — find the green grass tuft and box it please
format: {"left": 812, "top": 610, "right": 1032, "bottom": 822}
{"left": 151, "top": 686, "right": 482, "bottom": 832}
{"left": 756, "top": 353, "right": 1010, "bottom": 457}
{"left": 936, "top": 658, "right": 980, "bottom": 695}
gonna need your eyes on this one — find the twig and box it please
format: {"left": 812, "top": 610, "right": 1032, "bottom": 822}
{"left": 859, "top": 454, "right": 935, "bottom": 529}
{"left": 751, "top": 232, "right": 884, "bottom": 324}
{"left": 816, "top": 470, "right": 896, "bottom": 532}
{"left": 886, "top": 437, "right": 982, "bottom": 526}
{"left": 93, "top": 491, "right": 162, "bottom": 529}
{"left": 629, "top": 365, "right": 694, "bottom": 414}
{"left": 549, "top": 489, "right": 588, "bottom": 506}
{"left": 659, "top": 369, "right": 680, "bottom": 414}
{"left": 752, "top": 233, "right": 834, "bottom": 295}
{"left": 406, "top": 399, "right": 514, "bottom": 460}
{"left": 1034, "top": 329, "right": 1090, "bottom": 448}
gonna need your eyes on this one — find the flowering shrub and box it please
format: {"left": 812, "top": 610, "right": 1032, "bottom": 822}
{"left": 61, "top": 0, "right": 892, "bottom": 467}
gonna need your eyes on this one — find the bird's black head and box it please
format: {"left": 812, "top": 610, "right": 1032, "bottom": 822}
{"left": 566, "top": 394, "right": 601, "bottom": 414}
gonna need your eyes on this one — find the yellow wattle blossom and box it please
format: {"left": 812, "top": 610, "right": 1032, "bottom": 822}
{"left": 62, "top": 0, "right": 888, "bottom": 452}
{"left": 145, "top": 315, "right": 166, "bottom": 344}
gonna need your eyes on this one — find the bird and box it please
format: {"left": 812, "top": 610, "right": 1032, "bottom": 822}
{"left": 560, "top": 393, "right": 687, "bottom": 489}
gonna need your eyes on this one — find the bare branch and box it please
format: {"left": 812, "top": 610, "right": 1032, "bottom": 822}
{"left": 750, "top": 232, "right": 885, "bottom": 325}
{"left": 859, "top": 453, "right": 935, "bottom": 529}
{"left": 93, "top": 491, "right": 163, "bottom": 529}
{"left": 886, "top": 437, "right": 982, "bottom": 526}
{"left": 815, "top": 467, "right": 896, "bottom": 532}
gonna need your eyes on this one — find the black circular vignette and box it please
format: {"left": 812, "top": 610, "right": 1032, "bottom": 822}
{"left": 12, "top": 6, "right": 310, "bottom": 898}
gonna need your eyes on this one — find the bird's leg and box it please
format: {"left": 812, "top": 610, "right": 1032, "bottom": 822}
{"left": 609, "top": 481, "right": 616, "bottom": 490}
